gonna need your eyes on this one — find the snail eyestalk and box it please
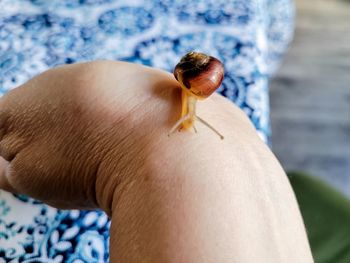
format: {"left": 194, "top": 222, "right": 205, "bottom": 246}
{"left": 168, "top": 114, "right": 191, "bottom": 137}
{"left": 195, "top": 115, "right": 224, "bottom": 140}
{"left": 170, "top": 51, "right": 225, "bottom": 139}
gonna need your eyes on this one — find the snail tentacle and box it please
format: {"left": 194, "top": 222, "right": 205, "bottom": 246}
{"left": 168, "top": 114, "right": 191, "bottom": 137}
{"left": 195, "top": 115, "right": 224, "bottom": 140}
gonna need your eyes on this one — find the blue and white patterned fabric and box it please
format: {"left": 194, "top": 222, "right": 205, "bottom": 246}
{"left": 0, "top": 0, "right": 294, "bottom": 261}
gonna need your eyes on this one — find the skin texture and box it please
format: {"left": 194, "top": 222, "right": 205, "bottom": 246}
{"left": 0, "top": 61, "right": 314, "bottom": 262}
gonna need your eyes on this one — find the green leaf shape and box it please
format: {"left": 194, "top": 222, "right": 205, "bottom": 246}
{"left": 288, "top": 171, "right": 350, "bottom": 263}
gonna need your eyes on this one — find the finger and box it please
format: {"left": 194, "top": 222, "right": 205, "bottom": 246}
{"left": 0, "top": 94, "right": 6, "bottom": 131}
{"left": 0, "top": 92, "right": 12, "bottom": 139}
{"left": 0, "top": 157, "right": 17, "bottom": 193}
{"left": 0, "top": 135, "right": 24, "bottom": 162}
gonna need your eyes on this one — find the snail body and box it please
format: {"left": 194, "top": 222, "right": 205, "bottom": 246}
{"left": 169, "top": 51, "right": 225, "bottom": 139}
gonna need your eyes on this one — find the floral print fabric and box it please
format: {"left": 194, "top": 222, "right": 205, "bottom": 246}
{"left": 0, "top": 0, "right": 294, "bottom": 261}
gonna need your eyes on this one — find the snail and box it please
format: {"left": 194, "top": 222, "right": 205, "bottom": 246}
{"left": 169, "top": 51, "right": 225, "bottom": 139}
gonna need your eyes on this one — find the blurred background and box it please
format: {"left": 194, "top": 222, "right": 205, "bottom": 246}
{"left": 0, "top": 0, "right": 349, "bottom": 262}
{"left": 270, "top": 0, "right": 350, "bottom": 196}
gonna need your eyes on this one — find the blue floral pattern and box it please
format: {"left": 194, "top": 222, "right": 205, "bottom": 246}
{"left": 0, "top": 0, "right": 294, "bottom": 261}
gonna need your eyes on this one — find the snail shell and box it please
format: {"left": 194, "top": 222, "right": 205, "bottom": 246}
{"left": 173, "top": 51, "right": 224, "bottom": 99}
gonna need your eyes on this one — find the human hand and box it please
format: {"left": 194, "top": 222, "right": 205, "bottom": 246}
{"left": 0, "top": 61, "right": 313, "bottom": 262}
{"left": 0, "top": 61, "right": 187, "bottom": 214}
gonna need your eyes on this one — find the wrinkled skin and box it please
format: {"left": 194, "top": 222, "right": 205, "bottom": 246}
{"left": 0, "top": 61, "right": 313, "bottom": 262}
{"left": 0, "top": 61, "right": 182, "bottom": 214}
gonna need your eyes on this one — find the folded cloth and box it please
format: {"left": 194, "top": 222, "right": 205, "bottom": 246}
{"left": 0, "top": 0, "right": 294, "bottom": 261}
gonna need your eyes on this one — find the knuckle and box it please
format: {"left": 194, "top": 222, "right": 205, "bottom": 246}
{"left": 0, "top": 135, "right": 25, "bottom": 162}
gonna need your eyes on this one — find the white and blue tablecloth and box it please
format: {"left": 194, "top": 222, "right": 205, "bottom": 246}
{"left": 0, "top": 0, "right": 294, "bottom": 262}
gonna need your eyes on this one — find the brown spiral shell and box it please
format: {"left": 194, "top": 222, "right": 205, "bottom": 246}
{"left": 173, "top": 51, "right": 224, "bottom": 99}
